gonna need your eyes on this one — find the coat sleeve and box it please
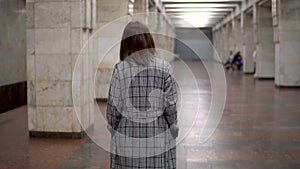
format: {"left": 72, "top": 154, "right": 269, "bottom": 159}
{"left": 106, "top": 65, "right": 122, "bottom": 133}
{"left": 163, "top": 64, "right": 178, "bottom": 127}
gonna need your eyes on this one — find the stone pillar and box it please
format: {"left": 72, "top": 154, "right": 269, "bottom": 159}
{"left": 213, "top": 30, "right": 217, "bottom": 61}
{"left": 253, "top": 3, "right": 275, "bottom": 78}
{"left": 230, "top": 20, "right": 236, "bottom": 53}
{"left": 27, "top": 0, "right": 95, "bottom": 137}
{"left": 217, "top": 29, "right": 222, "bottom": 62}
{"left": 234, "top": 18, "right": 243, "bottom": 53}
{"left": 241, "top": 11, "right": 255, "bottom": 73}
{"left": 144, "top": 7, "right": 174, "bottom": 62}
{"left": 156, "top": 14, "right": 173, "bottom": 62}
{"left": 95, "top": 0, "right": 129, "bottom": 99}
{"left": 165, "top": 21, "right": 174, "bottom": 55}
{"left": 231, "top": 18, "right": 243, "bottom": 53}
{"left": 274, "top": 0, "right": 300, "bottom": 86}
{"left": 136, "top": 0, "right": 175, "bottom": 59}
{"left": 213, "top": 29, "right": 222, "bottom": 62}
{"left": 219, "top": 27, "right": 226, "bottom": 62}
{"left": 0, "top": 0, "right": 27, "bottom": 113}
{"left": 171, "top": 27, "right": 176, "bottom": 55}
{"left": 148, "top": 0, "right": 159, "bottom": 48}
{"left": 217, "top": 28, "right": 221, "bottom": 61}
{"left": 223, "top": 24, "right": 230, "bottom": 62}
{"left": 148, "top": 1, "right": 157, "bottom": 32}
{"left": 156, "top": 13, "right": 163, "bottom": 56}
{"left": 133, "top": 0, "right": 148, "bottom": 24}
{"left": 228, "top": 21, "right": 234, "bottom": 53}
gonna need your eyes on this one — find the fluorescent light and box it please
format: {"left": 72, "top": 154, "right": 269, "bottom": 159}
{"left": 170, "top": 12, "right": 222, "bottom": 18}
{"left": 162, "top": 0, "right": 241, "bottom": 27}
{"left": 173, "top": 20, "right": 209, "bottom": 27}
{"left": 171, "top": 15, "right": 210, "bottom": 27}
{"left": 162, "top": 0, "right": 242, "bottom": 2}
{"left": 169, "top": 11, "right": 226, "bottom": 16}
{"left": 166, "top": 8, "right": 233, "bottom": 12}
{"left": 164, "top": 3, "right": 238, "bottom": 8}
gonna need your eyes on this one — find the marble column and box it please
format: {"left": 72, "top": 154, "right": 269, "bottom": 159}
{"left": 254, "top": 3, "right": 275, "bottom": 78}
{"left": 165, "top": 19, "right": 175, "bottom": 58}
{"left": 228, "top": 21, "right": 234, "bottom": 53}
{"left": 27, "top": 0, "right": 95, "bottom": 137}
{"left": 156, "top": 14, "right": 174, "bottom": 62}
{"left": 230, "top": 20, "right": 236, "bottom": 53}
{"left": 148, "top": 1, "right": 157, "bottom": 31}
{"left": 95, "top": 0, "right": 129, "bottom": 99}
{"left": 274, "top": 0, "right": 300, "bottom": 86}
{"left": 219, "top": 27, "right": 226, "bottom": 62}
{"left": 148, "top": 0, "right": 159, "bottom": 48}
{"left": 156, "top": 14, "right": 162, "bottom": 51}
{"left": 213, "top": 30, "right": 218, "bottom": 61}
{"left": 235, "top": 18, "right": 243, "bottom": 53}
{"left": 223, "top": 24, "right": 230, "bottom": 62}
{"left": 215, "top": 29, "right": 222, "bottom": 62}
{"left": 133, "top": 0, "right": 148, "bottom": 24}
{"left": 241, "top": 11, "right": 255, "bottom": 73}
{"left": 232, "top": 18, "right": 242, "bottom": 53}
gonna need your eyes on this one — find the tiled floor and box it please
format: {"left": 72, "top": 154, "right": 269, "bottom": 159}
{"left": 1, "top": 60, "right": 300, "bottom": 169}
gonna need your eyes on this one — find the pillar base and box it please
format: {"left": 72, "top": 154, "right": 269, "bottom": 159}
{"left": 244, "top": 72, "right": 255, "bottom": 75}
{"left": 29, "top": 125, "right": 94, "bottom": 139}
{"left": 29, "top": 131, "right": 85, "bottom": 139}
{"left": 254, "top": 74, "right": 274, "bottom": 79}
{"left": 275, "top": 84, "right": 300, "bottom": 88}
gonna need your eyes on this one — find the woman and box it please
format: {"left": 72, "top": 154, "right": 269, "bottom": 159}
{"left": 106, "top": 21, "right": 178, "bottom": 169}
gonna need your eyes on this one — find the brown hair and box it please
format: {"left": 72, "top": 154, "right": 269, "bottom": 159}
{"left": 120, "top": 21, "right": 156, "bottom": 63}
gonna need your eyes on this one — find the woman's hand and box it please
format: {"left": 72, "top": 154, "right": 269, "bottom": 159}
{"left": 170, "top": 124, "right": 179, "bottom": 138}
{"left": 107, "top": 125, "right": 115, "bottom": 136}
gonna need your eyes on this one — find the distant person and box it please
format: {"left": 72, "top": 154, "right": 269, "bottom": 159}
{"left": 252, "top": 50, "right": 257, "bottom": 73}
{"left": 232, "top": 51, "right": 243, "bottom": 71}
{"left": 224, "top": 51, "right": 234, "bottom": 69}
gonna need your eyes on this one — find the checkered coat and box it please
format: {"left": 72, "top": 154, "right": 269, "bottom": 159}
{"left": 106, "top": 57, "right": 177, "bottom": 169}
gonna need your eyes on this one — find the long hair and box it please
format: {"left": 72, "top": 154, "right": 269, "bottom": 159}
{"left": 120, "top": 21, "right": 156, "bottom": 65}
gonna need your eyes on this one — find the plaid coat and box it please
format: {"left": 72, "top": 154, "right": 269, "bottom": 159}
{"left": 106, "top": 57, "right": 178, "bottom": 169}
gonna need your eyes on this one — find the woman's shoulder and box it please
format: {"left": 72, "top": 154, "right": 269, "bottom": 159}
{"left": 113, "top": 60, "right": 130, "bottom": 71}
{"left": 152, "top": 57, "right": 172, "bottom": 70}
{"left": 114, "top": 57, "right": 172, "bottom": 72}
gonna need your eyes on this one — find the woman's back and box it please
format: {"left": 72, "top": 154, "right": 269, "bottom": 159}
{"left": 116, "top": 57, "right": 171, "bottom": 119}
{"left": 106, "top": 21, "right": 177, "bottom": 169}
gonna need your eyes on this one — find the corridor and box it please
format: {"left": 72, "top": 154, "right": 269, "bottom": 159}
{"left": 1, "top": 61, "right": 300, "bottom": 168}
{"left": 1, "top": 0, "right": 300, "bottom": 168}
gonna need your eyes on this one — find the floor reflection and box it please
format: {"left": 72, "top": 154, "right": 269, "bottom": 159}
{"left": 1, "top": 60, "right": 300, "bottom": 169}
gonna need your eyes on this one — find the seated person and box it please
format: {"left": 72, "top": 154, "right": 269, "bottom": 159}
{"left": 224, "top": 51, "right": 234, "bottom": 69}
{"left": 232, "top": 51, "right": 243, "bottom": 71}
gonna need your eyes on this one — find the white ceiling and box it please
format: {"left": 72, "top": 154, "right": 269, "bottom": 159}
{"left": 162, "top": 0, "right": 243, "bottom": 28}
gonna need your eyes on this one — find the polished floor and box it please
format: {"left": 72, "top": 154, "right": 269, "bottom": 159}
{"left": 1, "top": 60, "right": 300, "bottom": 169}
